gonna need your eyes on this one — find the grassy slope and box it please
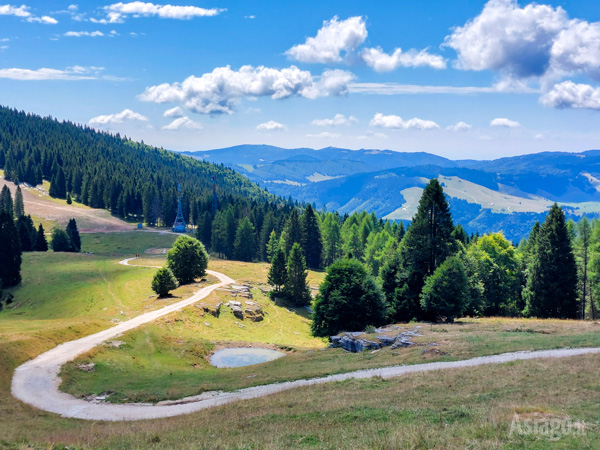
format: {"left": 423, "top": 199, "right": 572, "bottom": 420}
{"left": 1, "top": 230, "right": 599, "bottom": 448}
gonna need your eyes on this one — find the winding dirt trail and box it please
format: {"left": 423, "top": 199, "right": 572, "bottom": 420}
{"left": 10, "top": 256, "right": 600, "bottom": 422}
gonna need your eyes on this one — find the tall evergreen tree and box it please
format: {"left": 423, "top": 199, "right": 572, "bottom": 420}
{"left": 51, "top": 228, "right": 71, "bottom": 252}
{"left": 66, "top": 218, "right": 81, "bottom": 252}
{"left": 14, "top": 186, "right": 24, "bottom": 218}
{"left": 0, "top": 210, "right": 22, "bottom": 287}
{"left": 385, "top": 179, "right": 455, "bottom": 321}
{"left": 524, "top": 204, "right": 578, "bottom": 318}
{"left": 34, "top": 223, "right": 48, "bottom": 251}
{"left": 0, "top": 185, "right": 13, "bottom": 218}
{"left": 266, "top": 230, "right": 279, "bottom": 262}
{"left": 301, "top": 204, "right": 322, "bottom": 269}
{"left": 17, "top": 215, "right": 35, "bottom": 252}
{"left": 575, "top": 216, "right": 592, "bottom": 319}
{"left": 284, "top": 208, "right": 303, "bottom": 256}
{"left": 268, "top": 248, "right": 287, "bottom": 293}
{"left": 283, "top": 242, "right": 311, "bottom": 306}
{"left": 322, "top": 213, "right": 343, "bottom": 266}
{"left": 233, "top": 217, "right": 256, "bottom": 262}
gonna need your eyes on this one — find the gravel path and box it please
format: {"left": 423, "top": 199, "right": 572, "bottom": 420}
{"left": 11, "top": 262, "right": 600, "bottom": 422}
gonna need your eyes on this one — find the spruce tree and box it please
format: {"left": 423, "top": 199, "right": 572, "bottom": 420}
{"left": 233, "top": 217, "right": 256, "bottom": 262}
{"left": 51, "top": 228, "right": 71, "bottom": 252}
{"left": 283, "top": 242, "right": 311, "bottom": 306}
{"left": 283, "top": 209, "right": 303, "bottom": 256}
{"left": 14, "top": 186, "right": 24, "bottom": 218}
{"left": 0, "top": 185, "right": 13, "bottom": 218}
{"left": 575, "top": 217, "right": 592, "bottom": 319}
{"left": 34, "top": 223, "right": 48, "bottom": 251}
{"left": 524, "top": 204, "right": 578, "bottom": 318}
{"left": 266, "top": 230, "right": 279, "bottom": 262}
{"left": 0, "top": 210, "right": 22, "bottom": 287}
{"left": 268, "top": 248, "right": 287, "bottom": 293}
{"left": 66, "top": 218, "right": 81, "bottom": 252}
{"left": 301, "top": 204, "right": 323, "bottom": 269}
{"left": 386, "top": 179, "right": 455, "bottom": 321}
{"left": 17, "top": 216, "right": 34, "bottom": 251}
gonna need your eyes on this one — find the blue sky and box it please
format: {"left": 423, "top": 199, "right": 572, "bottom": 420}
{"left": 1, "top": 0, "right": 599, "bottom": 159}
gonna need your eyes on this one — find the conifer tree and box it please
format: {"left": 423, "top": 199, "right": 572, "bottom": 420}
{"left": 34, "top": 223, "right": 48, "bottom": 251}
{"left": 51, "top": 228, "right": 71, "bottom": 252}
{"left": 66, "top": 218, "right": 81, "bottom": 252}
{"left": 575, "top": 217, "right": 592, "bottom": 319}
{"left": 268, "top": 248, "right": 287, "bottom": 293}
{"left": 266, "top": 230, "right": 279, "bottom": 262}
{"left": 283, "top": 242, "right": 311, "bottom": 306}
{"left": 0, "top": 185, "right": 13, "bottom": 218}
{"left": 233, "top": 217, "right": 256, "bottom": 262}
{"left": 524, "top": 204, "right": 578, "bottom": 318}
{"left": 301, "top": 204, "right": 323, "bottom": 269}
{"left": 284, "top": 209, "right": 303, "bottom": 256}
{"left": 14, "top": 186, "right": 24, "bottom": 218}
{"left": 385, "top": 179, "right": 455, "bottom": 321}
{"left": 322, "top": 213, "right": 343, "bottom": 266}
{"left": 0, "top": 210, "right": 22, "bottom": 287}
{"left": 17, "top": 215, "right": 35, "bottom": 252}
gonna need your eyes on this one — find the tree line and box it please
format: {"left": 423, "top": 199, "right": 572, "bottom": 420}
{"left": 262, "top": 180, "right": 596, "bottom": 335}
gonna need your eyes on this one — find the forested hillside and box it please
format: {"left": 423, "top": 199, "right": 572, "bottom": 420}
{"left": 0, "top": 106, "right": 272, "bottom": 227}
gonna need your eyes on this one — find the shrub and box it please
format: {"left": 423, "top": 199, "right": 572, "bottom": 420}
{"left": 151, "top": 268, "right": 178, "bottom": 297}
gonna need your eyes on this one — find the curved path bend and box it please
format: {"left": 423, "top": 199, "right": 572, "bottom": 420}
{"left": 11, "top": 264, "right": 600, "bottom": 421}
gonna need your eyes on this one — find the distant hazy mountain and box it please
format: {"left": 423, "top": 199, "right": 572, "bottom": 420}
{"left": 183, "top": 145, "right": 600, "bottom": 242}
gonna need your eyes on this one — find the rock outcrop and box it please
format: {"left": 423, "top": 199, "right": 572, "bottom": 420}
{"left": 329, "top": 326, "right": 423, "bottom": 353}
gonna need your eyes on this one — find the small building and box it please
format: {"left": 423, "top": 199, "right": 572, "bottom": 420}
{"left": 137, "top": 223, "right": 143, "bottom": 229}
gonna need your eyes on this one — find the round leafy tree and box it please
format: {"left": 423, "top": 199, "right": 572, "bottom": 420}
{"left": 151, "top": 267, "right": 178, "bottom": 297}
{"left": 420, "top": 255, "right": 468, "bottom": 323}
{"left": 312, "top": 258, "right": 388, "bottom": 337}
{"left": 167, "top": 235, "right": 209, "bottom": 284}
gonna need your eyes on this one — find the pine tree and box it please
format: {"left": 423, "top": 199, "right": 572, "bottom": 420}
{"left": 51, "top": 228, "right": 71, "bottom": 252}
{"left": 386, "top": 179, "right": 455, "bottom": 321}
{"left": 268, "top": 248, "right": 287, "bottom": 293}
{"left": 322, "top": 213, "right": 343, "bottom": 266}
{"left": 14, "top": 186, "right": 24, "bottom": 218}
{"left": 34, "top": 223, "right": 48, "bottom": 251}
{"left": 575, "top": 217, "right": 592, "bottom": 319}
{"left": 283, "top": 242, "right": 311, "bottom": 306}
{"left": 301, "top": 204, "right": 322, "bottom": 269}
{"left": 0, "top": 185, "right": 13, "bottom": 218}
{"left": 66, "top": 218, "right": 81, "bottom": 252}
{"left": 266, "top": 230, "right": 279, "bottom": 262}
{"left": 283, "top": 209, "right": 303, "bottom": 256}
{"left": 233, "top": 217, "right": 256, "bottom": 262}
{"left": 66, "top": 192, "right": 72, "bottom": 205}
{"left": 524, "top": 204, "right": 578, "bottom": 318}
{"left": 0, "top": 210, "right": 22, "bottom": 287}
{"left": 17, "top": 215, "right": 35, "bottom": 251}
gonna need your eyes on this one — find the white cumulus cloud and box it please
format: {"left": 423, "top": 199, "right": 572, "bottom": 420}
{"left": 0, "top": 4, "right": 57, "bottom": 23}
{"left": 540, "top": 80, "right": 600, "bottom": 110}
{"left": 64, "top": 31, "right": 104, "bottom": 37}
{"left": 312, "top": 113, "right": 357, "bottom": 127}
{"left": 89, "top": 109, "right": 148, "bottom": 125}
{"left": 163, "top": 106, "right": 184, "bottom": 117}
{"left": 139, "top": 65, "right": 355, "bottom": 115}
{"left": 163, "top": 116, "right": 202, "bottom": 130}
{"left": 286, "top": 16, "right": 367, "bottom": 64}
{"left": 445, "top": 0, "right": 568, "bottom": 78}
{"left": 370, "top": 113, "right": 439, "bottom": 130}
{"left": 102, "top": 2, "right": 225, "bottom": 23}
{"left": 362, "top": 47, "right": 446, "bottom": 72}
{"left": 256, "top": 120, "right": 286, "bottom": 131}
{"left": 490, "top": 117, "right": 521, "bottom": 128}
{"left": 446, "top": 121, "right": 473, "bottom": 131}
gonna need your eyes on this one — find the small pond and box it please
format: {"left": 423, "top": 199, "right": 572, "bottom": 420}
{"left": 210, "top": 347, "right": 285, "bottom": 368}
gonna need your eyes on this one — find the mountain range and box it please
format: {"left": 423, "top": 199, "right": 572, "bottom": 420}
{"left": 183, "top": 145, "right": 600, "bottom": 242}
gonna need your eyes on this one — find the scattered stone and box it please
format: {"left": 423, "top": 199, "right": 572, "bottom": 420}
{"left": 76, "top": 362, "right": 96, "bottom": 372}
{"left": 197, "top": 302, "right": 222, "bottom": 318}
{"left": 329, "top": 326, "right": 422, "bottom": 353}
{"left": 104, "top": 340, "right": 125, "bottom": 348}
{"left": 227, "top": 301, "right": 244, "bottom": 320}
{"left": 244, "top": 301, "right": 264, "bottom": 322}
{"left": 204, "top": 322, "right": 211, "bottom": 327}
